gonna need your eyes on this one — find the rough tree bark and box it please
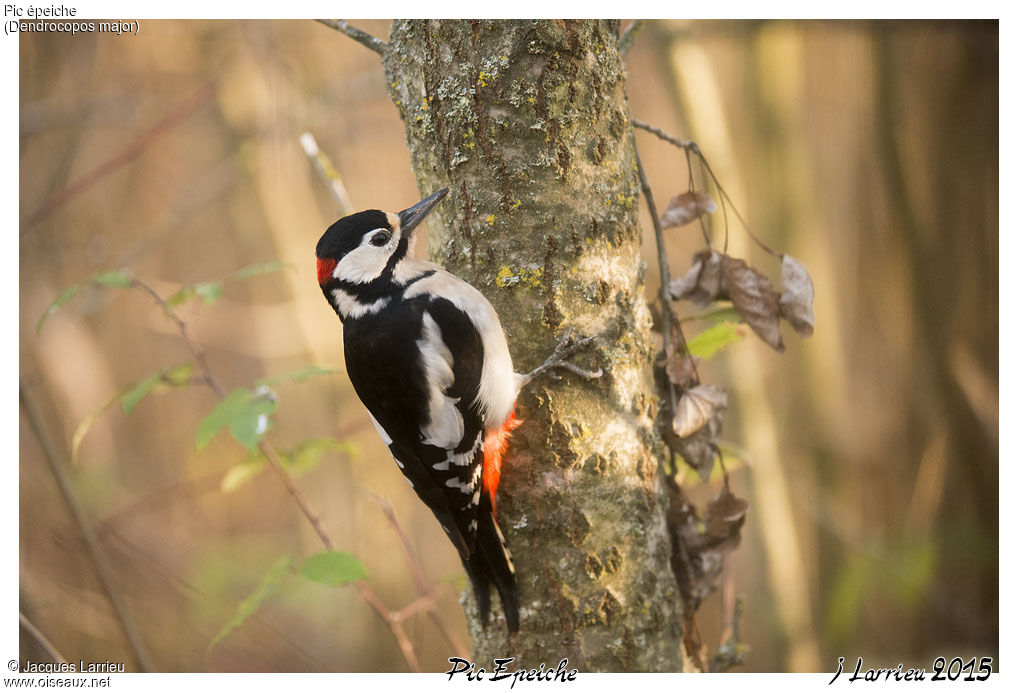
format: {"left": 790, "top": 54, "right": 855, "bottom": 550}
{"left": 382, "top": 20, "right": 683, "bottom": 670}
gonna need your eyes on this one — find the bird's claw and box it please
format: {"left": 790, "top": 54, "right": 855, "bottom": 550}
{"left": 516, "top": 329, "right": 603, "bottom": 391}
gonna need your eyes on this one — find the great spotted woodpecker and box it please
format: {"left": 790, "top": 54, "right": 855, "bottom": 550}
{"left": 316, "top": 188, "right": 598, "bottom": 633}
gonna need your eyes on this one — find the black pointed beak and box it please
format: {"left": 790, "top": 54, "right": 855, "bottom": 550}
{"left": 398, "top": 188, "right": 448, "bottom": 234}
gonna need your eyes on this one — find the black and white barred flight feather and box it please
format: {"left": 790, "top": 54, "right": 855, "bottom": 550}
{"left": 315, "top": 188, "right": 520, "bottom": 632}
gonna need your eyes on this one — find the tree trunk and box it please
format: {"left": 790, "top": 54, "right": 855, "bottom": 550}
{"left": 382, "top": 19, "right": 683, "bottom": 671}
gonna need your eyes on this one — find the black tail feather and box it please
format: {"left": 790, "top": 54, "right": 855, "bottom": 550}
{"left": 464, "top": 503, "right": 519, "bottom": 632}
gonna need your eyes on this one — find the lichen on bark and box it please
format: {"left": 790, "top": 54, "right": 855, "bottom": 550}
{"left": 382, "top": 19, "right": 683, "bottom": 671}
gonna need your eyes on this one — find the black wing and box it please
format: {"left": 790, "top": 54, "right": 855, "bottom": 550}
{"left": 343, "top": 295, "right": 487, "bottom": 554}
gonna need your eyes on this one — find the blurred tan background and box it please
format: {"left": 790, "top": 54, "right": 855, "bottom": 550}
{"left": 18, "top": 20, "right": 998, "bottom": 672}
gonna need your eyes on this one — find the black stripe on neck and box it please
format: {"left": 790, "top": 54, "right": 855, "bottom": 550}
{"left": 330, "top": 265, "right": 437, "bottom": 307}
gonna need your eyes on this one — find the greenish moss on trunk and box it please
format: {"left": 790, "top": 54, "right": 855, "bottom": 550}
{"left": 383, "top": 19, "right": 683, "bottom": 671}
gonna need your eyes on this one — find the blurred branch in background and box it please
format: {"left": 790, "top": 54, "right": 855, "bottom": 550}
{"left": 300, "top": 132, "right": 353, "bottom": 216}
{"left": 19, "top": 613, "right": 69, "bottom": 666}
{"left": 22, "top": 82, "right": 217, "bottom": 230}
{"left": 19, "top": 384, "right": 156, "bottom": 672}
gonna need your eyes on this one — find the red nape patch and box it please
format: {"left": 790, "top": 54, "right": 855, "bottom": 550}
{"left": 482, "top": 408, "right": 522, "bottom": 518}
{"left": 317, "top": 258, "right": 338, "bottom": 285}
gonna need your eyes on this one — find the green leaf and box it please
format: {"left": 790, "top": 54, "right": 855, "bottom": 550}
{"left": 288, "top": 438, "right": 355, "bottom": 474}
{"left": 38, "top": 270, "right": 134, "bottom": 332}
{"left": 167, "top": 286, "right": 196, "bottom": 306}
{"left": 194, "top": 282, "right": 223, "bottom": 305}
{"left": 71, "top": 363, "right": 196, "bottom": 461}
{"left": 120, "top": 373, "right": 162, "bottom": 415}
{"left": 220, "top": 455, "right": 267, "bottom": 494}
{"left": 703, "top": 304, "right": 743, "bottom": 326}
{"left": 93, "top": 270, "right": 133, "bottom": 288}
{"left": 686, "top": 322, "right": 746, "bottom": 360}
{"left": 120, "top": 363, "right": 195, "bottom": 414}
{"left": 37, "top": 283, "right": 84, "bottom": 332}
{"left": 227, "top": 261, "right": 291, "bottom": 282}
{"left": 196, "top": 388, "right": 278, "bottom": 451}
{"left": 300, "top": 550, "right": 366, "bottom": 586}
{"left": 70, "top": 394, "right": 121, "bottom": 463}
{"left": 210, "top": 556, "right": 292, "bottom": 649}
{"left": 680, "top": 303, "right": 742, "bottom": 326}
{"left": 256, "top": 366, "right": 334, "bottom": 387}
{"left": 221, "top": 438, "right": 353, "bottom": 494}
{"left": 162, "top": 363, "right": 197, "bottom": 386}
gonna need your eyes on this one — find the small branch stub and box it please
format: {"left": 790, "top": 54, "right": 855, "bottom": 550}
{"left": 316, "top": 19, "right": 387, "bottom": 55}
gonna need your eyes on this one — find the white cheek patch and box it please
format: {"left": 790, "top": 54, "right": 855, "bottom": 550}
{"left": 333, "top": 227, "right": 401, "bottom": 284}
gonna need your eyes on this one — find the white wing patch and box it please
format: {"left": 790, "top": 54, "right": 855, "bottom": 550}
{"left": 418, "top": 312, "right": 464, "bottom": 449}
{"left": 405, "top": 272, "right": 516, "bottom": 428}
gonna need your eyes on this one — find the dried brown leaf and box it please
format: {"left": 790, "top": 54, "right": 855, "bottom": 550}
{"left": 667, "top": 385, "right": 727, "bottom": 481}
{"left": 665, "top": 353, "right": 701, "bottom": 388}
{"left": 720, "top": 255, "right": 784, "bottom": 352}
{"left": 671, "top": 425, "right": 718, "bottom": 482}
{"left": 666, "top": 479, "right": 750, "bottom": 612}
{"left": 779, "top": 253, "right": 815, "bottom": 337}
{"left": 668, "top": 255, "right": 703, "bottom": 301}
{"left": 669, "top": 249, "right": 723, "bottom": 307}
{"left": 660, "top": 191, "right": 717, "bottom": 230}
{"left": 704, "top": 481, "right": 750, "bottom": 539}
{"left": 673, "top": 385, "right": 727, "bottom": 438}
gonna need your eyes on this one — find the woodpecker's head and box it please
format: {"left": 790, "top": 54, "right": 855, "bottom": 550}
{"left": 315, "top": 188, "right": 448, "bottom": 289}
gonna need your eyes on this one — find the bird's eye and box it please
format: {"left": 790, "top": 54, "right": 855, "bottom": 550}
{"left": 369, "top": 230, "right": 391, "bottom": 247}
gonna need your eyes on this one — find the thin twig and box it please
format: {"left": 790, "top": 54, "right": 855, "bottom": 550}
{"left": 632, "top": 117, "right": 778, "bottom": 257}
{"left": 23, "top": 82, "right": 217, "bottom": 228}
{"left": 130, "top": 278, "right": 224, "bottom": 397}
{"left": 618, "top": 20, "right": 645, "bottom": 57}
{"left": 366, "top": 493, "right": 470, "bottom": 658}
{"left": 127, "top": 276, "right": 425, "bottom": 671}
{"left": 392, "top": 592, "right": 441, "bottom": 623}
{"left": 365, "top": 494, "right": 429, "bottom": 590}
{"left": 683, "top": 146, "right": 715, "bottom": 248}
{"left": 258, "top": 439, "right": 335, "bottom": 549}
{"left": 300, "top": 132, "right": 354, "bottom": 216}
{"left": 19, "top": 384, "right": 155, "bottom": 672}
{"left": 19, "top": 612, "right": 68, "bottom": 665}
{"left": 632, "top": 117, "right": 696, "bottom": 150}
{"left": 634, "top": 118, "right": 712, "bottom": 248}
{"left": 632, "top": 134, "right": 680, "bottom": 474}
{"left": 315, "top": 19, "right": 387, "bottom": 55}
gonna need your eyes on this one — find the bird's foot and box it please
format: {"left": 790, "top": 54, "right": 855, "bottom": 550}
{"left": 515, "top": 329, "right": 603, "bottom": 392}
